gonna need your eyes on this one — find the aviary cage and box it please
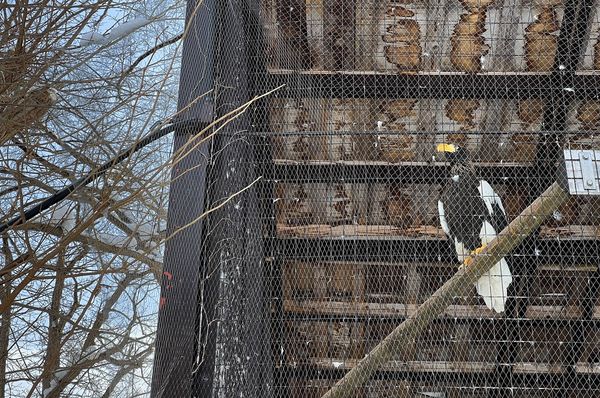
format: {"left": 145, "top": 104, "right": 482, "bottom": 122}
{"left": 152, "top": 0, "right": 600, "bottom": 397}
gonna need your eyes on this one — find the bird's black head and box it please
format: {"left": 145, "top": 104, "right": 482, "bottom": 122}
{"left": 436, "top": 143, "right": 470, "bottom": 165}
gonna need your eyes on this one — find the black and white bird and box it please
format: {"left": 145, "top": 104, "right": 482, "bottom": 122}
{"left": 436, "top": 143, "right": 513, "bottom": 313}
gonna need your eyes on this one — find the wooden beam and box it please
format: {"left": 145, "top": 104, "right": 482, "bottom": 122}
{"left": 282, "top": 300, "right": 600, "bottom": 321}
{"left": 320, "top": 181, "right": 570, "bottom": 398}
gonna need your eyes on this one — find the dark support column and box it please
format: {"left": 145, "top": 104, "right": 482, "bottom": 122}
{"left": 494, "top": 0, "right": 597, "bottom": 395}
{"left": 244, "top": 2, "right": 282, "bottom": 398}
{"left": 190, "top": 0, "right": 272, "bottom": 396}
{"left": 150, "top": 0, "right": 216, "bottom": 397}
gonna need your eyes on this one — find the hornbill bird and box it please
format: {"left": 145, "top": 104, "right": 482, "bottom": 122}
{"left": 436, "top": 143, "right": 513, "bottom": 313}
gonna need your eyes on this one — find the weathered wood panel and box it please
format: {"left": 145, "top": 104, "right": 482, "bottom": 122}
{"left": 306, "top": 0, "right": 325, "bottom": 69}
{"left": 530, "top": 267, "right": 591, "bottom": 307}
{"left": 322, "top": 99, "right": 375, "bottom": 161}
{"left": 305, "top": 0, "right": 357, "bottom": 71}
{"left": 271, "top": 98, "right": 376, "bottom": 162}
{"left": 276, "top": 182, "right": 363, "bottom": 225}
{"left": 367, "top": 320, "right": 497, "bottom": 363}
{"left": 442, "top": 98, "right": 484, "bottom": 156}
{"left": 260, "top": 0, "right": 600, "bottom": 74}
{"left": 284, "top": 319, "right": 366, "bottom": 362}
{"left": 274, "top": 0, "right": 313, "bottom": 68}
{"left": 522, "top": 0, "right": 563, "bottom": 72}
{"left": 283, "top": 261, "right": 366, "bottom": 302}
{"left": 270, "top": 98, "right": 324, "bottom": 161}
{"left": 276, "top": 181, "right": 441, "bottom": 231}
{"left": 374, "top": 100, "right": 420, "bottom": 163}
{"left": 375, "top": 1, "right": 425, "bottom": 73}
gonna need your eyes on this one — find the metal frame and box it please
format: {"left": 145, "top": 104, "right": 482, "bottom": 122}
{"left": 267, "top": 71, "right": 600, "bottom": 100}
{"left": 151, "top": 0, "right": 216, "bottom": 396}
{"left": 270, "top": 161, "right": 535, "bottom": 184}
{"left": 278, "top": 236, "right": 600, "bottom": 265}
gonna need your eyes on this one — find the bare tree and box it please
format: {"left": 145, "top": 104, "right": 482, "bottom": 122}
{"left": 1, "top": 1, "right": 187, "bottom": 396}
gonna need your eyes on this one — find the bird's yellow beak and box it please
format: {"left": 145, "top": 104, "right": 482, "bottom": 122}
{"left": 437, "top": 143, "right": 457, "bottom": 153}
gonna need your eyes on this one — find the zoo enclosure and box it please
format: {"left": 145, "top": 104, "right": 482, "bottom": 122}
{"left": 152, "top": 0, "right": 600, "bottom": 397}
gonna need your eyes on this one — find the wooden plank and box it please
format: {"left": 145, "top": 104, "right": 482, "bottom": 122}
{"left": 307, "top": 358, "right": 533, "bottom": 373}
{"left": 269, "top": 98, "right": 326, "bottom": 161}
{"left": 314, "top": 262, "right": 330, "bottom": 361}
{"left": 322, "top": 99, "right": 376, "bottom": 161}
{"left": 364, "top": 380, "right": 412, "bottom": 398}
{"left": 269, "top": 103, "right": 376, "bottom": 162}
{"left": 260, "top": 0, "right": 280, "bottom": 70}
{"left": 530, "top": 266, "right": 590, "bottom": 307}
{"left": 283, "top": 300, "right": 598, "bottom": 320}
{"left": 272, "top": 158, "right": 533, "bottom": 166}
{"left": 306, "top": 0, "right": 325, "bottom": 70}
{"left": 277, "top": 182, "right": 372, "bottom": 226}
{"left": 276, "top": 221, "right": 600, "bottom": 241}
{"left": 285, "top": 320, "right": 365, "bottom": 361}
{"left": 371, "top": 0, "right": 425, "bottom": 249}
{"left": 416, "top": 0, "right": 450, "bottom": 163}
{"left": 374, "top": 1, "right": 424, "bottom": 73}
{"left": 290, "top": 378, "right": 334, "bottom": 398}
{"left": 523, "top": 0, "right": 562, "bottom": 73}
{"left": 354, "top": 0, "right": 381, "bottom": 72}
{"left": 278, "top": 259, "right": 596, "bottom": 272}
{"left": 275, "top": 183, "right": 317, "bottom": 225}
{"left": 442, "top": 0, "right": 491, "bottom": 154}
{"left": 477, "top": 0, "right": 523, "bottom": 162}
{"left": 284, "top": 359, "right": 600, "bottom": 375}
{"left": 517, "top": 322, "right": 570, "bottom": 365}
{"left": 506, "top": 99, "right": 544, "bottom": 163}
{"left": 370, "top": 184, "right": 416, "bottom": 228}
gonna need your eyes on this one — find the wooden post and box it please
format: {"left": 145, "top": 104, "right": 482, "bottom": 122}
{"left": 321, "top": 181, "right": 570, "bottom": 398}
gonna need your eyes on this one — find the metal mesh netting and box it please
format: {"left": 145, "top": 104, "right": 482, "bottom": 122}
{"left": 153, "top": 0, "right": 600, "bottom": 397}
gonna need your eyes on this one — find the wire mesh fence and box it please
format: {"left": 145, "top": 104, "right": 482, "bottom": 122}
{"left": 154, "top": 0, "right": 600, "bottom": 396}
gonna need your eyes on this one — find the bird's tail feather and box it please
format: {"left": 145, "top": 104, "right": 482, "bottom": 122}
{"left": 476, "top": 259, "right": 513, "bottom": 313}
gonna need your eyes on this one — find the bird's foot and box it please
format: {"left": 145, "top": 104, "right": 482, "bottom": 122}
{"left": 471, "top": 245, "right": 486, "bottom": 256}
{"left": 461, "top": 245, "right": 487, "bottom": 268}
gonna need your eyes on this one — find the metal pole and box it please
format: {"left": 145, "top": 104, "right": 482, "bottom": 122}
{"left": 150, "top": 0, "right": 216, "bottom": 396}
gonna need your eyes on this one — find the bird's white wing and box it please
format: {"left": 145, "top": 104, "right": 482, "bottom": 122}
{"left": 438, "top": 200, "right": 450, "bottom": 236}
{"left": 477, "top": 180, "right": 506, "bottom": 216}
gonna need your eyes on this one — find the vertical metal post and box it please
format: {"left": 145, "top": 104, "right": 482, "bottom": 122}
{"left": 150, "top": 0, "right": 216, "bottom": 396}
{"left": 494, "top": 0, "right": 597, "bottom": 395}
{"left": 188, "top": 0, "right": 273, "bottom": 396}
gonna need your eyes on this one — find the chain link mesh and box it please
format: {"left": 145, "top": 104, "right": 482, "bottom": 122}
{"left": 159, "top": 0, "right": 600, "bottom": 396}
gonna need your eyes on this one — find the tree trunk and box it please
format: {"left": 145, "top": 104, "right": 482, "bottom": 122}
{"left": 0, "top": 237, "right": 13, "bottom": 398}
{"left": 41, "top": 252, "right": 65, "bottom": 392}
